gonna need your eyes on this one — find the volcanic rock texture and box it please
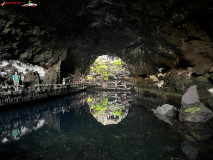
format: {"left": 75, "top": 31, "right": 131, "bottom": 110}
{"left": 0, "top": 0, "right": 213, "bottom": 106}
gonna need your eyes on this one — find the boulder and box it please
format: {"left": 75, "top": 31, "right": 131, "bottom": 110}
{"left": 43, "top": 61, "right": 61, "bottom": 84}
{"left": 165, "top": 69, "right": 193, "bottom": 93}
{"left": 179, "top": 85, "right": 213, "bottom": 122}
{"left": 154, "top": 104, "right": 177, "bottom": 116}
{"left": 195, "top": 76, "right": 212, "bottom": 90}
{"left": 181, "top": 85, "right": 200, "bottom": 108}
{"left": 153, "top": 104, "right": 177, "bottom": 125}
{"left": 208, "top": 88, "right": 213, "bottom": 94}
{"left": 25, "top": 71, "right": 40, "bottom": 87}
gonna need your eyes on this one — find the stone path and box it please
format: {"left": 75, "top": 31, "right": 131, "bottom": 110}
{"left": 0, "top": 80, "right": 134, "bottom": 107}
{"left": 0, "top": 83, "right": 87, "bottom": 107}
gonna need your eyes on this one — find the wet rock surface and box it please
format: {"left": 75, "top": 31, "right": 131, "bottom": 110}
{"left": 154, "top": 104, "right": 177, "bottom": 116}
{"left": 179, "top": 85, "right": 213, "bottom": 122}
{"left": 25, "top": 71, "right": 40, "bottom": 87}
{"left": 180, "top": 122, "right": 213, "bottom": 160}
{"left": 154, "top": 104, "right": 177, "bottom": 125}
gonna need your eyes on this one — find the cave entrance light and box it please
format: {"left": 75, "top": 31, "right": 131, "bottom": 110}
{"left": 86, "top": 55, "right": 132, "bottom": 90}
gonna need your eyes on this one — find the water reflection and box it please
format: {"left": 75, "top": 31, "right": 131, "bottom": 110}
{"left": 0, "top": 91, "right": 212, "bottom": 160}
{"left": 180, "top": 122, "right": 213, "bottom": 160}
{"left": 0, "top": 91, "right": 133, "bottom": 143}
{"left": 0, "top": 92, "right": 87, "bottom": 144}
{"left": 87, "top": 92, "right": 133, "bottom": 125}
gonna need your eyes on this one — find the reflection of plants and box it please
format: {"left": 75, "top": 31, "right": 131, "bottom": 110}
{"left": 114, "top": 110, "right": 122, "bottom": 116}
{"left": 89, "top": 97, "right": 125, "bottom": 117}
{"left": 88, "top": 95, "right": 129, "bottom": 125}
{"left": 103, "top": 98, "right": 108, "bottom": 106}
{"left": 103, "top": 71, "right": 107, "bottom": 76}
{"left": 95, "top": 103, "right": 107, "bottom": 111}
{"left": 104, "top": 77, "right": 108, "bottom": 81}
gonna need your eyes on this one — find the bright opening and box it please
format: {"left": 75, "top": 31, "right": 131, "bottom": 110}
{"left": 87, "top": 55, "right": 132, "bottom": 90}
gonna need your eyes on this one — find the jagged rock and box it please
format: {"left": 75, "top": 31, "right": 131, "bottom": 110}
{"left": 208, "top": 88, "right": 213, "bottom": 94}
{"left": 179, "top": 85, "right": 213, "bottom": 122}
{"left": 154, "top": 104, "right": 177, "bottom": 116}
{"left": 165, "top": 69, "right": 193, "bottom": 93}
{"left": 209, "top": 66, "right": 213, "bottom": 73}
{"left": 0, "top": 0, "right": 213, "bottom": 97}
{"left": 153, "top": 104, "right": 177, "bottom": 125}
{"left": 195, "top": 76, "right": 212, "bottom": 90}
{"left": 25, "top": 71, "right": 40, "bottom": 87}
{"left": 43, "top": 61, "right": 61, "bottom": 84}
{"left": 181, "top": 85, "right": 200, "bottom": 108}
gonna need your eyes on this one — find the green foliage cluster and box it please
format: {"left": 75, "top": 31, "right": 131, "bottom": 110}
{"left": 88, "top": 56, "right": 124, "bottom": 81}
{"left": 114, "top": 59, "right": 122, "bottom": 66}
{"left": 87, "top": 97, "right": 125, "bottom": 117}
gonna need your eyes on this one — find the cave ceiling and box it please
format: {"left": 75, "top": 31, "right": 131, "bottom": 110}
{"left": 0, "top": 0, "right": 213, "bottom": 76}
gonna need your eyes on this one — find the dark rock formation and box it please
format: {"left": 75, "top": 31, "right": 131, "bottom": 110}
{"left": 25, "top": 71, "right": 40, "bottom": 87}
{"left": 44, "top": 61, "right": 61, "bottom": 84}
{"left": 0, "top": 0, "right": 213, "bottom": 101}
{"left": 180, "top": 122, "right": 213, "bottom": 160}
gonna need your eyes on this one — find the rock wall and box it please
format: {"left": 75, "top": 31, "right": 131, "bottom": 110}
{"left": 0, "top": 0, "right": 213, "bottom": 105}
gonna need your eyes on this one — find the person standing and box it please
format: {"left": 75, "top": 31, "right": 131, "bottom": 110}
{"left": 66, "top": 77, "right": 70, "bottom": 84}
{"left": 21, "top": 74, "right": 25, "bottom": 86}
{"left": 62, "top": 78, "right": 66, "bottom": 85}
{"left": 13, "top": 72, "right": 20, "bottom": 92}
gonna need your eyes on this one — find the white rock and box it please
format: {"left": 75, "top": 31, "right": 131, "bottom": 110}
{"left": 0, "top": 72, "right": 7, "bottom": 76}
{"left": 2, "top": 137, "right": 8, "bottom": 143}
{"left": 155, "top": 80, "right": 164, "bottom": 88}
{"left": 157, "top": 67, "right": 164, "bottom": 72}
{"left": 182, "top": 85, "right": 200, "bottom": 107}
{"left": 33, "top": 119, "right": 45, "bottom": 130}
{"left": 154, "top": 104, "right": 177, "bottom": 117}
{"left": 0, "top": 60, "right": 46, "bottom": 77}
{"left": 0, "top": 61, "right": 9, "bottom": 67}
{"left": 153, "top": 104, "right": 177, "bottom": 125}
{"left": 149, "top": 75, "right": 159, "bottom": 81}
{"left": 208, "top": 88, "right": 213, "bottom": 94}
{"left": 21, "top": 127, "right": 28, "bottom": 136}
{"left": 188, "top": 72, "right": 192, "bottom": 78}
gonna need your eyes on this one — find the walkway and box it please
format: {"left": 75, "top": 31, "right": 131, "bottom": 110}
{"left": 0, "top": 80, "right": 134, "bottom": 107}
{"left": 0, "top": 83, "right": 86, "bottom": 107}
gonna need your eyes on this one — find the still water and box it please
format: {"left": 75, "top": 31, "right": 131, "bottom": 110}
{"left": 0, "top": 91, "right": 212, "bottom": 160}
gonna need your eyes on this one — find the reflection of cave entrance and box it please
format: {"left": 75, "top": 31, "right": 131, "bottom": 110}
{"left": 87, "top": 92, "right": 132, "bottom": 125}
{"left": 87, "top": 55, "right": 133, "bottom": 90}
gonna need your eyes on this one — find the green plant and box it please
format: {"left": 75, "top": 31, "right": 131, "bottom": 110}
{"left": 87, "top": 97, "right": 92, "bottom": 102}
{"left": 87, "top": 76, "right": 93, "bottom": 80}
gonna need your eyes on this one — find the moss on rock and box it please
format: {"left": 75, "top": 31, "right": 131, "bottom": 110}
{"left": 184, "top": 107, "right": 201, "bottom": 114}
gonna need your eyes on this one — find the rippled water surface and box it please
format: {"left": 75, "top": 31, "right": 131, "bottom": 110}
{"left": 0, "top": 91, "right": 212, "bottom": 160}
